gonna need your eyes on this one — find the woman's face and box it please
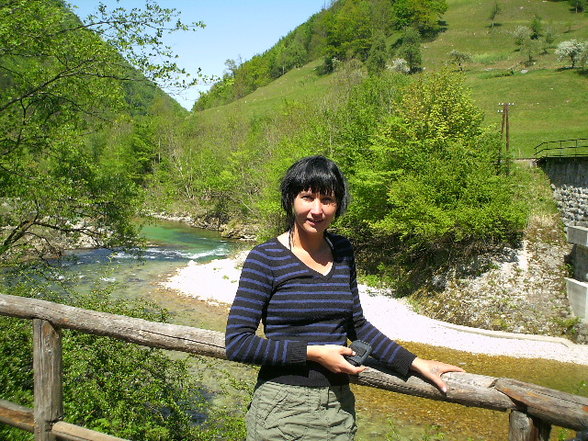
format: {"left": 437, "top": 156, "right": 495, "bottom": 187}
{"left": 292, "top": 189, "right": 338, "bottom": 236}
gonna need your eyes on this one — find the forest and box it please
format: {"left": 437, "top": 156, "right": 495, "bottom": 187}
{"left": 1, "top": 0, "right": 587, "bottom": 439}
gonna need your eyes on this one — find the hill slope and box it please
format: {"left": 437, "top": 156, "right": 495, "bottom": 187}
{"left": 195, "top": 0, "right": 587, "bottom": 158}
{"left": 424, "top": 0, "right": 588, "bottom": 157}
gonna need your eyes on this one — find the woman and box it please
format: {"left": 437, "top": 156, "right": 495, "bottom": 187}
{"left": 225, "top": 155, "right": 463, "bottom": 440}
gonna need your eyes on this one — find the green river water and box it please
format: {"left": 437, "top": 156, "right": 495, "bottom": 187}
{"left": 63, "top": 220, "right": 587, "bottom": 441}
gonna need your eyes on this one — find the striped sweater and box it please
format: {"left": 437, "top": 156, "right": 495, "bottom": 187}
{"left": 225, "top": 233, "right": 416, "bottom": 387}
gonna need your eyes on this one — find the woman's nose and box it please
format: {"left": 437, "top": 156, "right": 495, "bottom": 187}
{"left": 310, "top": 198, "right": 323, "bottom": 215}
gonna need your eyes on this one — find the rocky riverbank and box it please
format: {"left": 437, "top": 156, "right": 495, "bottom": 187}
{"left": 148, "top": 211, "right": 257, "bottom": 240}
{"left": 417, "top": 214, "right": 588, "bottom": 344}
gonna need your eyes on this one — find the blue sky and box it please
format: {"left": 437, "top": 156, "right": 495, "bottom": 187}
{"left": 70, "top": 1, "right": 328, "bottom": 109}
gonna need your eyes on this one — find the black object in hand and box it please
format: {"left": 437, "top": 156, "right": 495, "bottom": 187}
{"left": 344, "top": 340, "right": 372, "bottom": 366}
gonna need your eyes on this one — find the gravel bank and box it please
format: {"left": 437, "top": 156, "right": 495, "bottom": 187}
{"left": 160, "top": 252, "right": 588, "bottom": 366}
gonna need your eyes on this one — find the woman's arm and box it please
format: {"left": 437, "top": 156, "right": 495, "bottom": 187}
{"left": 345, "top": 244, "right": 464, "bottom": 387}
{"left": 224, "top": 247, "right": 307, "bottom": 366}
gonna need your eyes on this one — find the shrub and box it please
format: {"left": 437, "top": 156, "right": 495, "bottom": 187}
{"left": 556, "top": 39, "right": 588, "bottom": 68}
{"left": 0, "top": 267, "right": 246, "bottom": 441}
{"left": 388, "top": 58, "right": 411, "bottom": 73}
{"left": 343, "top": 70, "right": 527, "bottom": 291}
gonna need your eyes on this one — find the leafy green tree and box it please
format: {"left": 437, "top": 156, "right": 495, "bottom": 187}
{"left": 324, "top": 0, "right": 373, "bottom": 64}
{"left": 569, "top": 0, "right": 586, "bottom": 13}
{"left": 0, "top": 0, "right": 201, "bottom": 261}
{"left": 344, "top": 71, "right": 526, "bottom": 291}
{"left": 272, "top": 39, "right": 308, "bottom": 77}
{"left": 366, "top": 32, "right": 388, "bottom": 75}
{"left": 521, "top": 37, "right": 541, "bottom": 65}
{"left": 540, "top": 26, "right": 556, "bottom": 54}
{"left": 448, "top": 50, "right": 472, "bottom": 71}
{"left": 392, "top": 0, "right": 448, "bottom": 36}
{"left": 512, "top": 25, "right": 532, "bottom": 47}
{"left": 397, "top": 27, "right": 423, "bottom": 73}
{"left": 530, "top": 15, "right": 544, "bottom": 40}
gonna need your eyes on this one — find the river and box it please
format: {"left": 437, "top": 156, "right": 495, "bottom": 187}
{"left": 60, "top": 220, "right": 587, "bottom": 441}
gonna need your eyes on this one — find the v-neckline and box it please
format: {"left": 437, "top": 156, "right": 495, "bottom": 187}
{"left": 276, "top": 236, "right": 335, "bottom": 278}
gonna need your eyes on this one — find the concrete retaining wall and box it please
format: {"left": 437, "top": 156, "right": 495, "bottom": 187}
{"left": 541, "top": 157, "right": 588, "bottom": 227}
{"left": 567, "top": 226, "right": 588, "bottom": 323}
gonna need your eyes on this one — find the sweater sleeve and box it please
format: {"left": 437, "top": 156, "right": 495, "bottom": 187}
{"left": 224, "top": 246, "right": 308, "bottom": 366}
{"left": 348, "top": 252, "right": 417, "bottom": 377}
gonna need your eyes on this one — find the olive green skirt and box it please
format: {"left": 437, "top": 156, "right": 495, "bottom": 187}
{"left": 246, "top": 381, "right": 357, "bottom": 441}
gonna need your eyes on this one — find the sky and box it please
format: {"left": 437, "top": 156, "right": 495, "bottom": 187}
{"left": 70, "top": 1, "right": 329, "bottom": 110}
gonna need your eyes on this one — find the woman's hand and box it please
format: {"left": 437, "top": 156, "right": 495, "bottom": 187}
{"left": 307, "top": 345, "right": 366, "bottom": 375}
{"left": 410, "top": 357, "right": 465, "bottom": 393}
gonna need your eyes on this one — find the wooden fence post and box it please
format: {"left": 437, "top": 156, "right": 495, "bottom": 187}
{"left": 33, "top": 319, "right": 63, "bottom": 441}
{"left": 509, "top": 410, "right": 551, "bottom": 441}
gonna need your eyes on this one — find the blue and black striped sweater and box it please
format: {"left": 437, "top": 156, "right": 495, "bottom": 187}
{"left": 225, "top": 233, "right": 416, "bottom": 387}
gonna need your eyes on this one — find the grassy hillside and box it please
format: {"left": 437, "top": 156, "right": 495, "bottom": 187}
{"left": 424, "top": 0, "right": 588, "bottom": 157}
{"left": 194, "top": 60, "right": 333, "bottom": 122}
{"left": 194, "top": 0, "right": 587, "bottom": 158}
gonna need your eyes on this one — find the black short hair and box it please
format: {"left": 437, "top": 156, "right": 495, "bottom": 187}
{"left": 280, "top": 155, "right": 349, "bottom": 227}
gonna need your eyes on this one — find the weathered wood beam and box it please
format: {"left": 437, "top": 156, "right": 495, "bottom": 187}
{"left": 33, "top": 319, "right": 63, "bottom": 441}
{"left": 52, "top": 421, "right": 129, "bottom": 441}
{"left": 355, "top": 363, "right": 515, "bottom": 411}
{"left": 0, "top": 402, "right": 130, "bottom": 441}
{"left": 2, "top": 293, "right": 587, "bottom": 432}
{"left": 509, "top": 410, "right": 551, "bottom": 441}
{"left": 0, "top": 294, "right": 226, "bottom": 359}
{"left": 496, "top": 378, "right": 588, "bottom": 432}
{"left": 0, "top": 399, "right": 34, "bottom": 433}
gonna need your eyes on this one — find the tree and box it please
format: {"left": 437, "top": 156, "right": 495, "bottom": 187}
{"left": 568, "top": 0, "right": 586, "bottom": 13}
{"left": 521, "top": 38, "right": 541, "bottom": 65}
{"left": 0, "top": 0, "right": 202, "bottom": 261}
{"left": 392, "top": 0, "right": 448, "bottom": 36}
{"left": 397, "top": 27, "right": 422, "bottom": 73}
{"left": 530, "top": 15, "right": 543, "bottom": 40}
{"left": 324, "top": 0, "right": 374, "bottom": 63}
{"left": 540, "top": 26, "right": 556, "bottom": 54}
{"left": 344, "top": 71, "right": 526, "bottom": 291}
{"left": 512, "top": 25, "right": 532, "bottom": 47}
{"left": 556, "top": 39, "right": 588, "bottom": 68}
{"left": 488, "top": 2, "right": 502, "bottom": 29}
{"left": 225, "top": 58, "right": 240, "bottom": 77}
{"left": 448, "top": 50, "right": 472, "bottom": 71}
{"left": 366, "top": 32, "right": 388, "bottom": 75}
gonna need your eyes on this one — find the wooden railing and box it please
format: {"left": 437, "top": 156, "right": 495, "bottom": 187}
{"left": 0, "top": 293, "right": 587, "bottom": 441}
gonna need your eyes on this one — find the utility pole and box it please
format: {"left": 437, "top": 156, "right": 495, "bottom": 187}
{"left": 498, "top": 102, "right": 514, "bottom": 174}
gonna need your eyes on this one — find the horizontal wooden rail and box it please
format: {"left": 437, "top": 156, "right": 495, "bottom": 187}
{"left": 0, "top": 400, "right": 126, "bottom": 441}
{"left": 1, "top": 293, "right": 587, "bottom": 441}
{"left": 0, "top": 293, "right": 226, "bottom": 359}
{"left": 0, "top": 399, "right": 34, "bottom": 432}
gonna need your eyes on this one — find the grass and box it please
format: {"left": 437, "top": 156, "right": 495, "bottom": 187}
{"left": 467, "top": 68, "right": 588, "bottom": 157}
{"left": 421, "top": 0, "right": 588, "bottom": 157}
{"left": 195, "top": 59, "right": 335, "bottom": 123}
